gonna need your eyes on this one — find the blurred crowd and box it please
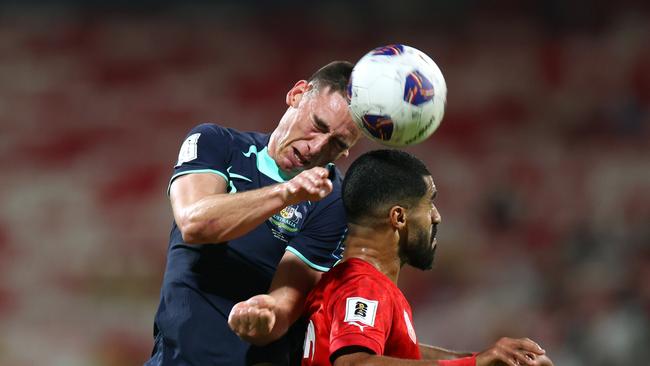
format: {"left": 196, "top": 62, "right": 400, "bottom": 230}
{"left": 0, "top": 1, "right": 648, "bottom": 365}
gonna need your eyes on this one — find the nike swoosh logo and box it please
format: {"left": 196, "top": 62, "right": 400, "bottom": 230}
{"left": 227, "top": 166, "right": 252, "bottom": 182}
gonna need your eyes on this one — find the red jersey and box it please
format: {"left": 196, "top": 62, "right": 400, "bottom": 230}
{"left": 302, "top": 258, "right": 421, "bottom": 365}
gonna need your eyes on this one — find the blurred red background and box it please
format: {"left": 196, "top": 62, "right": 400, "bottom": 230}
{"left": 0, "top": 1, "right": 648, "bottom": 365}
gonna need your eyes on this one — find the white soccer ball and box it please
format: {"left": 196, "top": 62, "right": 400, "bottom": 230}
{"left": 348, "top": 44, "right": 447, "bottom": 147}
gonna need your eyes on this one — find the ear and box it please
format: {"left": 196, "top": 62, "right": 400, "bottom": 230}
{"left": 286, "top": 80, "right": 309, "bottom": 107}
{"left": 389, "top": 206, "right": 407, "bottom": 230}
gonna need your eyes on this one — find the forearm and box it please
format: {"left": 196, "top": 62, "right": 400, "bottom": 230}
{"left": 335, "top": 353, "right": 443, "bottom": 366}
{"left": 342, "top": 356, "right": 432, "bottom": 365}
{"left": 418, "top": 344, "right": 473, "bottom": 361}
{"left": 179, "top": 183, "right": 289, "bottom": 243}
{"left": 228, "top": 251, "right": 323, "bottom": 346}
{"left": 262, "top": 251, "right": 321, "bottom": 343}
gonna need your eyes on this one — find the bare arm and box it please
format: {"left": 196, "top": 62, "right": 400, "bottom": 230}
{"left": 228, "top": 250, "right": 323, "bottom": 345}
{"left": 170, "top": 166, "right": 332, "bottom": 244}
{"left": 264, "top": 251, "right": 323, "bottom": 342}
{"left": 334, "top": 352, "right": 437, "bottom": 366}
{"left": 332, "top": 337, "right": 547, "bottom": 366}
{"left": 418, "top": 344, "right": 472, "bottom": 361}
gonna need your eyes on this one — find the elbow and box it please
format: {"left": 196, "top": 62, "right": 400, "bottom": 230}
{"left": 177, "top": 215, "right": 220, "bottom": 244}
{"left": 180, "top": 225, "right": 206, "bottom": 244}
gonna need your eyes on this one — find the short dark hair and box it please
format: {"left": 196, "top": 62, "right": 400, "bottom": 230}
{"left": 343, "top": 149, "right": 431, "bottom": 223}
{"left": 307, "top": 61, "right": 353, "bottom": 97}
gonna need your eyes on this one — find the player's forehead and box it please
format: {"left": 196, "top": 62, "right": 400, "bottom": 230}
{"left": 424, "top": 175, "right": 436, "bottom": 199}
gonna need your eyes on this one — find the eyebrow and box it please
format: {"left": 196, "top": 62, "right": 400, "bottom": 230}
{"left": 314, "top": 114, "right": 350, "bottom": 150}
{"left": 313, "top": 115, "right": 330, "bottom": 132}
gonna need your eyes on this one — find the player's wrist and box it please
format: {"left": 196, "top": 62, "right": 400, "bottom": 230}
{"left": 437, "top": 354, "right": 476, "bottom": 366}
{"left": 271, "top": 182, "right": 295, "bottom": 206}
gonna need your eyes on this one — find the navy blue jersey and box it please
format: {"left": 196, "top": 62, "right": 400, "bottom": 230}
{"left": 146, "top": 123, "right": 347, "bottom": 366}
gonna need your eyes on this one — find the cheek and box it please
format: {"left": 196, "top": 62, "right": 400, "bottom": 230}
{"left": 280, "top": 124, "right": 307, "bottom": 149}
{"left": 416, "top": 218, "right": 430, "bottom": 237}
{"left": 275, "top": 123, "right": 293, "bottom": 146}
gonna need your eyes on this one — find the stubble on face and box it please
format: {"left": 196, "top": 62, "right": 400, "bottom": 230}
{"left": 401, "top": 177, "right": 439, "bottom": 271}
{"left": 401, "top": 225, "right": 436, "bottom": 270}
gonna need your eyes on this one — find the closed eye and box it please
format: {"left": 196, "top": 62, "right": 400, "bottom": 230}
{"left": 313, "top": 115, "right": 329, "bottom": 133}
{"left": 314, "top": 114, "right": 349, "bottom": 151}
{"left": 333, "top": 138, "right": 349, "bottom": 151}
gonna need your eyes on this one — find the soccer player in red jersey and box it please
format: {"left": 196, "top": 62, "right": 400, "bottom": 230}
{"left": 299, "top": 149, "right": 553, "bottom": 366}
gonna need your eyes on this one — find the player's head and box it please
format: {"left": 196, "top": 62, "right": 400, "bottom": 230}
{"left": 343, "top": 149, "right": 441, "bottom": 270}
{"left": 269, "top": 61, "right": 361, "bottom": 175}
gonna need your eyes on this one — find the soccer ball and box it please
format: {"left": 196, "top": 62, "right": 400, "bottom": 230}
{"left": 347, "top": 44, "right": 447, "bottom": 147}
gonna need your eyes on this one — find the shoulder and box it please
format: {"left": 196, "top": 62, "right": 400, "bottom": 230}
{"left": 183, "top": 123, "right": 238, "bottom": 142}
{"left": 325, "top": 262, "right": 388, "bottom": 301}
{"left": 186, "top": 122, "right": 230, "bottom": 136}
{"left": 322, "top": 267, "right": 391, "bottom": 327}
{"left": 181, "top": 123, "right": 270, "bottom": 149}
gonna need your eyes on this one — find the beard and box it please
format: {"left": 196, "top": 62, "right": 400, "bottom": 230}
{"left": 401, "top": 224, "right": 437, "bottom": 270}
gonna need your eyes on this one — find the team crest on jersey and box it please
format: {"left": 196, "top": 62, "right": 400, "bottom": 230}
{"left": 269, "top": 204, "right": 305, "bottom": 234}
{"left": 176, "top": 133, "right": 201, "bottom": 167}
{"left": 344, "top": 297, "right": 378, "bottom": 330}
{"left": 280, "top": 206, "right": 297, "bottom": 219}
{"left": 403, "top": 310, "right": 417, "bottom": 344}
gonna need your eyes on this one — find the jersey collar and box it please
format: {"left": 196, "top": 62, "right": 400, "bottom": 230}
{"left": 243, "top": 144, "right": 292, "bottom": 182}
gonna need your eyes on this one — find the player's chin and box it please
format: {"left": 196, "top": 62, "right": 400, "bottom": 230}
{"left": 280, "top": 157, "right": 305, "bottom": 175}
{"left": 412, "top": 259, "right": 434, "bottom": 271}
{"left": 409, "top": 250, "right": 435, "bottom": 270}
{"left": 277, "top": 156, "right": 295, "bottom": 172}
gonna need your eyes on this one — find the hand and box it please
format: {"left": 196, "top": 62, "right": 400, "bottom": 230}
{"left": 283, "top": 167, "right": 333, "bottom": 205}
{"left": 531, "top": 354, "right": 553, "bottom": 366}
{"left": 228, "top": 295, "right": 277, "bottom": 344}
{"left": 476, "top": 337, "right": 545, "bottom": 366}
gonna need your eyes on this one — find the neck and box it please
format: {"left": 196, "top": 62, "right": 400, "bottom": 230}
{"left": 342, "top": 223, "right": 402, "bottom": 284}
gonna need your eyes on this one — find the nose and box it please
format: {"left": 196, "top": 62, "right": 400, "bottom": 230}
{"left": 432, "top": 205, "right": 441, "bottom": 224}
{"left": 308, "top": 134, "right": 329, "bottom": 156}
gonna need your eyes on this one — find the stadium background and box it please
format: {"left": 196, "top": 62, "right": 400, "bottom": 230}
{"left": 1, "top": 1, "right": 648, "bottom": 365}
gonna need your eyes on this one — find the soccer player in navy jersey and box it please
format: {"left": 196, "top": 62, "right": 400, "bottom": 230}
{"left": 145, "top": 61, "right": 362, "bottom": 366}
{"left": 232, "top": 150, "right": 554, "bottom": 366}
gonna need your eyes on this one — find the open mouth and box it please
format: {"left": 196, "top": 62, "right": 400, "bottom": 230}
{"left": 292, "top": 147, "right": 310, "bottom": 166}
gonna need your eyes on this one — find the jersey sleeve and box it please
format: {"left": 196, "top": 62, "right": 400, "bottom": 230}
{"left": 285, "top": 170, "right": 347, "bottom": 272}
{"left": 167, "top": 123, "right": 234, "bottom": 195}
{"left": 328, "top": 276, "right": 393, "bottom": 358}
